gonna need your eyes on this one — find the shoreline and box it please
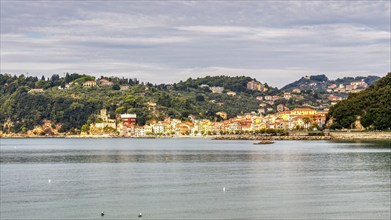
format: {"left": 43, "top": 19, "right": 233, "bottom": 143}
{"left": 1, "top": 132, "right": 390, "bottom": 141}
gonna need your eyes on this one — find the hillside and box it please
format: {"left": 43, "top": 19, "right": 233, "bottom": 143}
{"left": 0, "top": 72, "right": 387, "bottom": 134}
{"left": 281, "top": 74, "right": 380, "bottom": 92}
{"left": 327, "top": 72, "right": 391, "bottom": 130}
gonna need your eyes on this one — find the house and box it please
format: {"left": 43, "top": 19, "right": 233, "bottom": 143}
{"left": 226, "top": 91, "right": 236, "bottom": 96}
{"left": 256, "top": 96, "right": 263, "bottom": 101}
{"left": 210, "top": 86, "right": 224, "bottom": 93}
{"left": 264, "top": 95, "right": 272, "bottom": 101}
{"left": 247, "top": 80, "right": 260, "bottom": 90}
{"left": 265, "top": 100, "right": 274, "bottom": 105}
{"left": 247, "top": 80, "right": 268, "bottom": 92}
{"left": 216, "top": 111, "right": 227, "bottom": 120}
{"left": 345, "top": 85, "right": 353, "bottom": 91}
{"left": 152, "top": 123, "right": 164, "bottom": 134}
{"left": 83, "top": 80, "right": 96, "bottom": 87}
{"left": 290, "top": 108, "right": 317, "bottom": 116}
{"left": 259, "top": 103, "right": 267, "bottom": 107}
{"left": 175, "top": 122, "right": 193, "bottom": 135}
{"left": 121, "top": 114, "right": 137, "bottom": 128}
{"left": 272, "top": 96, "right": 282, "bottom": 101}
{"left": 292, "top": 88, "right": 301, "bottom": 94}
{"left": 277, "top": 104, "right": 285, "bottom": 112}
{"left": 258, "top": 108, "right": 265, "bottom": 114}
{"left": 99, "top": 79, "right": 113, "bottom": 86}
{"left": 147, "top": 101, "right": 157, "bottom": 111}
{"left": 328, "top": 94, "right": 343, "bottom": 101}
{"left": 120, "top": 85, "right": 129, "bottom": 90}
{"left": 283, "top": 93, "right": 292, "bottom": 99}
{"left": 351, "top": 80, "right": 367, "bottom": 88}
{"left": 28, "top": 88, "right": 44, "bottom": 93}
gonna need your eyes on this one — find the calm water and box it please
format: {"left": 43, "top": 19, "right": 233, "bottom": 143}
{"left": 0, "top": 138, "right": 390, "bottom": 220}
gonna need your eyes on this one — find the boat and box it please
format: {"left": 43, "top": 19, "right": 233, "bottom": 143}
{"left": 253, "top": 140, "right": 274, "bottom": 145}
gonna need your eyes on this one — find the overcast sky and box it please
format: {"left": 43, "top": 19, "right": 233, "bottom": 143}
{"left": 1, "top": 1, "right": 390, "bottom": 87}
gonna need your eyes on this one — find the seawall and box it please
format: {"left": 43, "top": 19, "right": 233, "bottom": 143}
{"left": 329, "top": 132, "right": 391, "bottom": 140}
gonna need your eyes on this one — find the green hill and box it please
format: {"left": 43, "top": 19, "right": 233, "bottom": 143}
{"left": 327, "top": 73, "right": 391, "bottom": 130}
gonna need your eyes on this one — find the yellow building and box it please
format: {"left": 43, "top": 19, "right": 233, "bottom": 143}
{"left": 290, "top": 108, "right": 317, "bottom": 116}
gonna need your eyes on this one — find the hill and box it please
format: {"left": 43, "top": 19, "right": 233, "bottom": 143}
{"left": 0, "top": 72, "right": 387, "bottom": 134}
{"left": 281, "top": 74, "right": 379, "bottom": 92}
{"left": 327, "top": 72, "right": 391, "bottom": 130}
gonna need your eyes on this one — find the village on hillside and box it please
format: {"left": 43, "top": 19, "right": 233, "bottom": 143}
{"left": 88, "top": 107, "right": 327, "bottom": 136}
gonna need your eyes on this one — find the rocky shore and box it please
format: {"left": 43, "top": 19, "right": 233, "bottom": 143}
{"left": 328, "top": 131, "right": 391, "bottom": 140}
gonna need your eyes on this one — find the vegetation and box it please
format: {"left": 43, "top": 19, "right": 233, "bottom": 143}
{"left": 327, "top": 72, "right": 391, "bottom": 130}
{"left": 0, "top": 72, "right": 385, "bottom": 134}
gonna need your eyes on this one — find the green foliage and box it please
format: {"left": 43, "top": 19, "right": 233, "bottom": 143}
{"left": 0, "top": 72, "right": 388, "bottom": 134}
{"left": 327, "top": 73, "right": 391, "bottom": 130}
{"left": 175, "top": 75, "right": 255, "bottom": 93}
{"left": 112, "top": 84, "right": 120, "bottom": 90}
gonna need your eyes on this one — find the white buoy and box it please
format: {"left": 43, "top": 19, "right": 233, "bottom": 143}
{"left": 223, "top": 187, "right": 225, "bottom": 192}
{"left": 48, "top": 179, "right": 51, "bottom": 183}
{"left": 138, "top": 213, "right": 142, "bottom": 218}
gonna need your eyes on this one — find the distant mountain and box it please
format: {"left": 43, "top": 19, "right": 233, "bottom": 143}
{"left": 281, "top": 74, "right": 380, "bottom": 92}
{"left": 327, "top": 73, "right": 391, "bottom": 130}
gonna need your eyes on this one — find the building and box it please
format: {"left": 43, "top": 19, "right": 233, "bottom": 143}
{"left": 328, "top": 94, "right": 343, "bottom": 101}
{"left": 345, "top": 85, "right": 353, "bottom": 91}
{"left": 272, "top": 96, "right": 282, "bottom": 101}
{"left": 121, "top": 114, "right": 137, "bottom": 127}
{"left": 120, "top": 85, "right": 129, "bottom": 90}
{"left": 247, "top": 80, "right": 268, "bottom": 92}
{"left": 216, "top": 111, "right": 228, "bottom": 120}
{"left": 28, "top": 88, "right": 44, "bottom": 93}
{"left": 83, "top": 80, "right": 96, "bottom": 87}
{"left": 290, "top": 108, "right": 317, "bottom": 116}
{"left": 292, "top": 88, "right": 301, "bottom": 94}
{"left": 283, "top": 93, "right": 292, "bottom": 99}
{"left": 99, "top": 79, "right": 113, "bottom": 86}
{"left": 277, "top": 104, "right": 285, "bottom": 112}
{"left": 247, "top": 80, "right": 260, "bottom": 90}
{"left": 210, "top": 86, "right": 224, "bottom": 93}
{"left": 226, "top": 91, "right": 236, "bottom": 96}
{"left": 264, "top": 95, "right": 272, "bottom": 101}
{"left": 351, "top": 80, "right": 367, "bottom": 88}
{"left": 147, "top": 101, "right": 157, "bottom": 111}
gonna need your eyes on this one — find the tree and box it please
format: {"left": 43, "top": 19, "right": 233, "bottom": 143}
{"left": 112, "top": 84, "right": 120, "bottom": 90}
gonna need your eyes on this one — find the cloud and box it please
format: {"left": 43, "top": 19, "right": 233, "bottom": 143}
{"left": 1, "top": 1, "right": 390, "bottom": 88}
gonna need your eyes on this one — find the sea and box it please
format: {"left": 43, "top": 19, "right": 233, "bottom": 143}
{"left": 0, "top": 138, "right": 390, "bottom": 219}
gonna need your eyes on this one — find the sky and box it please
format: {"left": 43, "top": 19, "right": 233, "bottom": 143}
{"left": 1, "top": 1, "right": 390, "bottom": 88}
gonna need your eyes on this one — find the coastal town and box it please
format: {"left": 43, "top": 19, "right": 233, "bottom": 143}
{"left": 90, "top": 107, "right": 327, "bottom": 137}
{"left": 69, "top": 77, "right": 369, "bottom": 136}
{"left": 0, "top": 72, "right": 388, "bottom": 138}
